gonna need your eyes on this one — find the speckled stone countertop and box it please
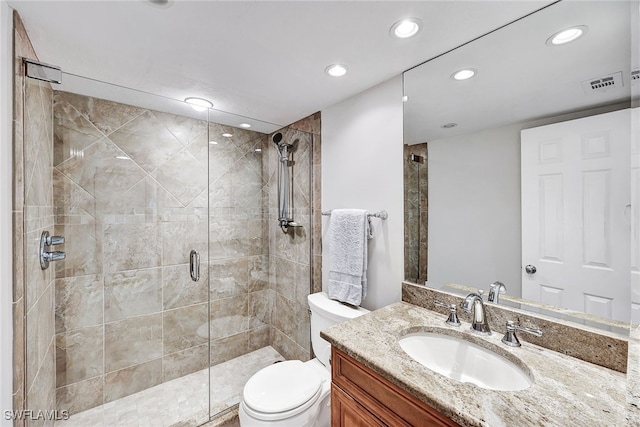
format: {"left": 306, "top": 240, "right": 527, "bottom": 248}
{"left": 627, "top": 324, "right": 640, "bottom": 425}
{"left": 321, "top": 302, "right": 626, "bottom": 427}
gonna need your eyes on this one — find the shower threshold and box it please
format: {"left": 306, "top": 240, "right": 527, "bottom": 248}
{"left": 55, "top": 346, "right": 284, "bottom": 427}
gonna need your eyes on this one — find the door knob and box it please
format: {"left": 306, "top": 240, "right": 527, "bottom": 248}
{"left": 524, "top": 264, "right": 537, "bottom": 274}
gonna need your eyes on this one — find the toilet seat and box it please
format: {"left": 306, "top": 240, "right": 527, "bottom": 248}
{"left": 242, "top": 360, "right": 324, "bottom": 421}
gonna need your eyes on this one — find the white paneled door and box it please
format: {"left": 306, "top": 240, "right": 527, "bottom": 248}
{"left": 521, "top": 109, "right": 631, "bottom": 322}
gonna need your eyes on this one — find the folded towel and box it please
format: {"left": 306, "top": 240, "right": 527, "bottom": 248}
{"left": 327, "top": 209, "right": 369, "bottom": 306}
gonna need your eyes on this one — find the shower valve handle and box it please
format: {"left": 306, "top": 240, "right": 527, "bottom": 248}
{"left": 39, "top": 231, "right": 66, "bottom": 270}
{"left": 46, "top": 235, "right": 65, "bottom": 246}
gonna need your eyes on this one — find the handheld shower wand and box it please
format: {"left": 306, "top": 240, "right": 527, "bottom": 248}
{"left": 272, "top": 132, "right": 295, "bottom": 232}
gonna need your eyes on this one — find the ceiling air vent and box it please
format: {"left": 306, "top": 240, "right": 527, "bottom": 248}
{"left": 581, "top": 71, "right": 623, "bottom": 94}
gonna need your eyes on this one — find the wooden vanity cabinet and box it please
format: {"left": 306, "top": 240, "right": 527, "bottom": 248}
{"left": 331, "top": 347, "right": 460, "bottom": 427}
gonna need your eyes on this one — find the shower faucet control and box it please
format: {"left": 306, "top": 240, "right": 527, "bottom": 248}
{"left": 45, "top": 234, "right": 65, "bottom": 246}
{"left": 40, "top": 230, "right": 66, "bottom": 270}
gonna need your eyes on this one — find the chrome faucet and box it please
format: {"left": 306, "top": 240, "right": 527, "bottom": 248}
{"left": 487, "top": 281, "right": 507, "bottom": 304}
{"left": 501, "top": 321, "right": 542, "bottom": 347}
{"left": 462, "top": 293, "right": 491, "bottom": 335}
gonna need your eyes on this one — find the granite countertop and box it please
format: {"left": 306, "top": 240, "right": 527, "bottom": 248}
{"left": 321, "top": 302, "right": 626, "bottom": 427}
{"left": 628, "top": 324, "right": 640, "bottom": 425}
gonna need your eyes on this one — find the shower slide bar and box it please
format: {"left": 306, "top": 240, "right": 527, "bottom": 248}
{"left": 322, "top": 210, "right": 388, "bottom": 220}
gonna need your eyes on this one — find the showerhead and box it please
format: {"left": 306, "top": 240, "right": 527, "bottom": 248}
{"left": 272, "top": 132, "right": 283, "bottom": 144}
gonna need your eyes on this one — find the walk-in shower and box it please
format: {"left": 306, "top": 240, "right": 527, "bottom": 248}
{"left": 14, "top": 41, "right": 315, "bottom": 426}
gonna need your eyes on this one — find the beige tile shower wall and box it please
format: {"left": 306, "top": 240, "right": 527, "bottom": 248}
{"left": 51, "top": 91, "right": 268, "bottom": 414}
{"left": 289, "top": 112, "right": 322, "bottom": 298}
{"left": 267, "top": 113, "right": 320, "bottom": 361}
{"left": 403, "top": 143, "right": 428, "bottom": 284}
{"left": 13, "top": 11, "right": 57, "bottom": 427}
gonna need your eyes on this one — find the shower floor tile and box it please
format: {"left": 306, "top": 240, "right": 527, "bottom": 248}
{"left": 55, "top": 346, "right": 284, "bottom": 427}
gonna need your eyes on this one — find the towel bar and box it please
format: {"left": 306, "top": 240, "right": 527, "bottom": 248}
{"left": 322, "top": 210, "right": 388, "bottom": 220}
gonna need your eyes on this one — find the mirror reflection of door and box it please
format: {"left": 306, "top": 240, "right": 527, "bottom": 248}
{"left": 521, "top": 109, "right": 631, "bottom": 322}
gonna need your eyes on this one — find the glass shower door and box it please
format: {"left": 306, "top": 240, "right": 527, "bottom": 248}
{"left": 20, "top": 64, "right": 300, "bottom": 427}
{"left": 206, "top": 122, "right": 316, "bottom": 420}
{"left": 22, "top": 70, "right": 213, "bottom": 426}
{"left": 206, "top": 119, "right": 275, "bottom": 418}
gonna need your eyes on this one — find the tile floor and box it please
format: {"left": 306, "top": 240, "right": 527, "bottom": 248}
{"left": 55, "top": 346, "right": 283, "bottom": 427}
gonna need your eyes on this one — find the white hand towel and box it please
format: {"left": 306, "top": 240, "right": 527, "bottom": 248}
{"left": 327, "top": 209, "right": 369, "bottom": 306}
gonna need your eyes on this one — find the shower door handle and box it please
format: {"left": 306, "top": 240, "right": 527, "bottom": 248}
{"left": 190, "top": 250, "right": 200, "bottom": 282}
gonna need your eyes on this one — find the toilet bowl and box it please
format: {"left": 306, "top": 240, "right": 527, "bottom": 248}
{"left": 238, "top": 292, "right": 369, "bottom": 427}
{"left": 239, "top": 358, "right": 331, "bottom": 427}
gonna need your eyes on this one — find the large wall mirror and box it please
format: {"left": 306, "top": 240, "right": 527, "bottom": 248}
{"left": 403, "top": 0, "right": 639, "bottom": 329}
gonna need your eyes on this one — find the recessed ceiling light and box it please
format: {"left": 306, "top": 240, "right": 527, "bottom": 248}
{"left": 325, "top": 64, "right": 348, "bottom": 77}
{"left": 239, "top": 123, "right": 251, "bottom": 128}
{"left": 145, "top": 0, "right": 174, "bottom": 8}
{"left": 390, "top": 18, "right": 422, "bottom": 39}
{"left": 451, "top": 69, "right": 476, "bottom": 81}
{"left": 546, "top": 25, "right": 588, "bottom": 46}
{"left": 441, "top": 123, "right": 458, "bottom": 129}
{"left": 184, "top": 97, "right": 213, "bottom": 112}
{"left": 222, "top": 133, "right": 233, "bottom": 138}
{"left": 209, "top": 141, "right": 218, "bottom": 145}
{"left": 255, "top": 148, "right": 262, "bottom": 152}
{"left": 115, "top": 155, "right": 130, "bottom": 160}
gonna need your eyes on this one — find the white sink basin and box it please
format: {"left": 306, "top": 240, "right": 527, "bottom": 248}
{"left": 398, "top": 332, "right": 532, "bottom": 391}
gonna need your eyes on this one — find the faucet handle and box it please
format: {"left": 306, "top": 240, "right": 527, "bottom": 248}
{"left": 434, "top": 301, "right": 461, "bottom": 327}
{"left": 501, "top": 320, "right": 543, "bottom": 347}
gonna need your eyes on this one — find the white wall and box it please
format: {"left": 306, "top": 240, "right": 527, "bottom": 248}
{"left": 428, "top": 124, "right": 522, "bottom": 295}
{"left": 1, "top": 1, "right": 13, "bottom": 424}
{"left": 321, "top": 76, "right": 404, "bottom": 311}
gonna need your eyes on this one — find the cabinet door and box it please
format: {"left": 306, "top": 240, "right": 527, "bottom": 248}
{"left": 332, "top": 385, "right": 386, "bottom": 427}
{"left": 332, "top": 347, "right": 460, "bottom": 427}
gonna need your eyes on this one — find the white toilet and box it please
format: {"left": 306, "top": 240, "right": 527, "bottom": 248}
{"left": 238, "top": 292, "right": 369, "bottom": 427}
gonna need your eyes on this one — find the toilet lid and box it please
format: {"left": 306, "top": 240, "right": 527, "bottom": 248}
{"left": 243, "top": 360, "right": 323, "bottom": 414}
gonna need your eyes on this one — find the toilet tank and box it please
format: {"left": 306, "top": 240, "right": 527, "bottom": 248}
{"left": 307, "top": 292, "right": 369, "bottom": 368}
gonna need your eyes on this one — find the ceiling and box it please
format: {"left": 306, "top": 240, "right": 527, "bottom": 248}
{"left": 8, "top": 0, "right": 553, "bottom": 131}
{"left": 403, "top": 0, "right": 635, "bottom": 144}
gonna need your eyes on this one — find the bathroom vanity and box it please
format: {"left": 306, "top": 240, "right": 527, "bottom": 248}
{"left": 331, "top": 346, "right": 458, "bottom": 426}
{"left": 322, "top": 302, "right": 626, "bottom": 427}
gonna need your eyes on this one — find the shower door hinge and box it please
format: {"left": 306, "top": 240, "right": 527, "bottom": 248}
{"left": 24, "top": 58, "right": 62, "bottom": 84}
